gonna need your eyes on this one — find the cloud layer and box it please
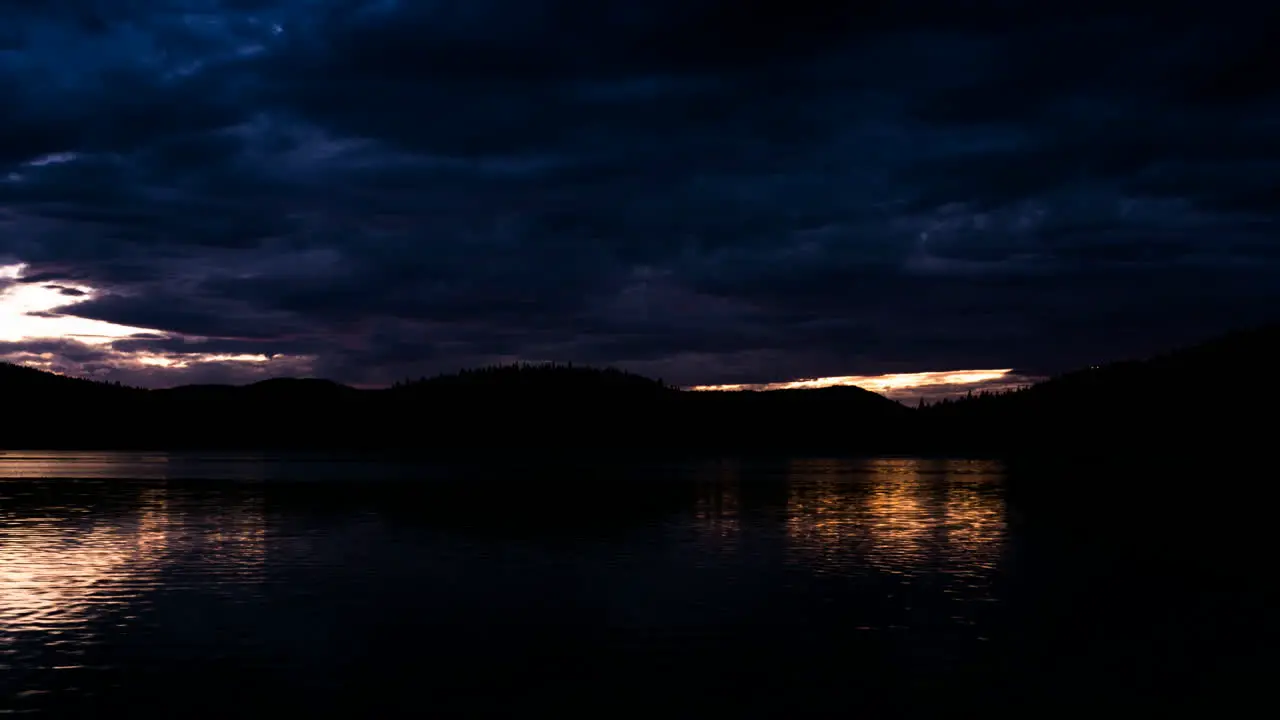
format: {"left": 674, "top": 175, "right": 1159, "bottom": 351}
{"left": 2, "top": 1, "right": 1278, "bottom": 388}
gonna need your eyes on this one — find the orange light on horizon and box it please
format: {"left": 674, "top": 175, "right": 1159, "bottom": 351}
{"left": 135, "top": 352, "right": 274, "bottom": 368}
{"left": 686, "top": 368, "right": 1017, "bottom": 394}
{"left": 1, "top": 262, "right": 313, "bottom": 376}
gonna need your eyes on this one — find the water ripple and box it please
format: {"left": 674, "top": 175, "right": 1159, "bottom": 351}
{"left": 1, "top": 453, "right": 1014, "bottom": 716}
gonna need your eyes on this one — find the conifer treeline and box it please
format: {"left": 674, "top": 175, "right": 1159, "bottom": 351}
{"left": 2, "top": 323, "right": 1275, "bottom": 456}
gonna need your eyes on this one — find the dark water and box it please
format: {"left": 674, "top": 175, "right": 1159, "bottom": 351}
{"left": 0, "top": 453, "right": 1270, "bottom": 717}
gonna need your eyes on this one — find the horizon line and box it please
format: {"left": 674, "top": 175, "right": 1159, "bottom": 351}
{"left": 7, "top": 360, "right": 1035, "bottom": 396}
{"left": 685, "top": 368, "right": 1026, "bottom": 394}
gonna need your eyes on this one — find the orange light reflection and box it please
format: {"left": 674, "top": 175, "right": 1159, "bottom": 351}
{"left": 782, "top": 458, "right": 1007, "bottom": 577}
{"left": 0, "top": 481, "right": 266, "bottom": 649}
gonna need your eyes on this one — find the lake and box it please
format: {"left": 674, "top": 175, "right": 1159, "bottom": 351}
{"left": 0, "top": 452, "right": 1270, "bottom": 717}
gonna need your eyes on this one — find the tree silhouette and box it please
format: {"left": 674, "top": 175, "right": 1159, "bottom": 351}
{"left": 2, "top": 323, "right": 1276, "bottom": 456}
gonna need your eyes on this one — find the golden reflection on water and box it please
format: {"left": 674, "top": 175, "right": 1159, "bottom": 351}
{"left": 0, "top": 482, "right": 266, "bottom": 650}
{"left": 0, "top": 488, "right": 169, "bottom": 636}
{"left": 0, "top": 452, "right": 176, "bottom": 480}
{"left": 783, "top": 458, "right": 1007, "bottom": 576}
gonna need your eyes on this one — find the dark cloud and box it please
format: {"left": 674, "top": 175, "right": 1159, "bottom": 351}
{"left": 0, "top": 338, "right": 114, "bottom": 365}
{"left": 1, "top": 1, "right": 1277, "bottom": 388}
{"left": 108, "top": 334, "right": 314, "bottom": 358}
{"left": 66, "top": 290, "right": 305, "bottom": 340}
{"left": 14, "top": 270, "right": 89, "bottom": 283}
{"left": 44, "top": 284, "right": 87, "bottom": 296}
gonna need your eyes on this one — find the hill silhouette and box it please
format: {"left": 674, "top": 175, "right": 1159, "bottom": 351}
{"left": 1, "top": 325, "right": 1275, "bottom": 455}
{"left": 916, "top": 323, "right": 1279, "bottom": 459}
{"left": 0, "top": 361, "right": 908, "bottom": 453}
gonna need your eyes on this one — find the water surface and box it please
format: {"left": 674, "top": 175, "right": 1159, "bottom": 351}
{"left": 0, "top": 452, "right": 1268, "bottom": 716}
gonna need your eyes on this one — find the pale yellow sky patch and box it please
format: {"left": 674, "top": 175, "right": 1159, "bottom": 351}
{"left": 0, "top": 263, "right": 158, "bottom": 343}
{"left": 133, "top": 353, "right": 273, "bottom": 369}
{"left": 2, "top": 260, "right": 1026, "bottom": 393}
{"left": 1, "top": 263, "right": 305, "bottom": 380}
{"left": 687, "top": 368, "right": 1020, "bottom": 395}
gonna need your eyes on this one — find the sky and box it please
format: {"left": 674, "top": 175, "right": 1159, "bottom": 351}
{"left": 1, "top": 1, "right": 1277, "bottom": 398}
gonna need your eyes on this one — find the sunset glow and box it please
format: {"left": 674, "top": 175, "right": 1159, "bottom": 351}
{"left": 0, "top": 263, "right": 313, "bottom": 381}
{"left": 686, "top": 368, "right": 1036, "bottom": 403}
{"left": 0, "top": 263, "right": 155, "bottom": 343}
{"left": 134, "top": 353, "right": 274, "bottom": 368}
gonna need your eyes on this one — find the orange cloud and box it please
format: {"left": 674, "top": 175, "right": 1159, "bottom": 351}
{"left": 688, "top": 368, "right": 1041, "bottom": 404}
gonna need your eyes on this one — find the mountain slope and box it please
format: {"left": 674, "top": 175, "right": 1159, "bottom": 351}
{"left": 5, "top": 325, "right": 1272, "bottom": 455}
{"left": 0, "top": 362, "right": 908, "bottom": 452}
{"left": 918, "top": 324, "right": 1280, "bottom": 456}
